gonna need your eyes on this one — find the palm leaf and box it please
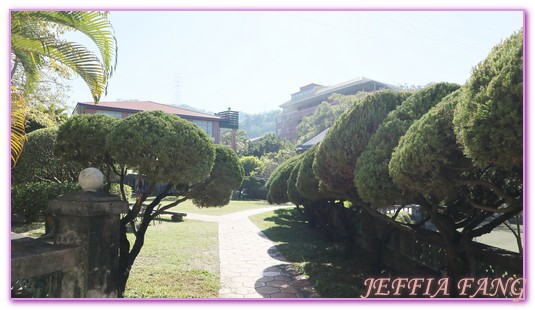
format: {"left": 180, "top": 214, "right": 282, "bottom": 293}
{"left": 12, "top": 34, "right": 107, "bottom": 102}
{"left": 11, "top": 10, "right": 117, "bottom": 102}
{"left": 11, "top": 87, "right": 27, "bottom": 167}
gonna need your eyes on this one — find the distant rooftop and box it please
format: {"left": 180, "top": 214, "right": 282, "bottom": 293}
{"left": 296, "top": 127, "right": 330, "bottom": 152}
{"left": 281, "top": 77, "right": 400, "bottom": 109}
{"left": 77, "top": 100, "right": 221, "bottom": 120}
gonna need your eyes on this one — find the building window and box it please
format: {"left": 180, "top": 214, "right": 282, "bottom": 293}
{"left": 191, "top": 120, "right": 214, "bottom": 138}
{"left": 276, "top": 128, "right": 282, "bottom": 136}
{"left": 95, "top": 110, "right": 122, "bottom": 118}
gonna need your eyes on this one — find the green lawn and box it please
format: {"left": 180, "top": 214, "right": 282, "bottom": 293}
{"left": 11, "top": 222, "right": 46, "bottom": 238}
{"left": 12, "top": 217, "right": 220, "bottom": 298}
{"left": 124, "top": 218, "right": 219, "bottom": 298}
{"left": 136, "top": 198, "right": 286, "bottom": 216}
{"left": 249, "top": 208, "right": 369, "bottom": 298}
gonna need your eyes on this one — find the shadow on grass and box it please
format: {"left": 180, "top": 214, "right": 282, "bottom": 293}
{"left": 258, "top": 208, "right": 369, "bottom": 298}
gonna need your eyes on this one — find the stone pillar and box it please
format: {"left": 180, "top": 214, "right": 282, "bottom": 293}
{"left": 47, "top": 169, "right": 128, "bottom": 298}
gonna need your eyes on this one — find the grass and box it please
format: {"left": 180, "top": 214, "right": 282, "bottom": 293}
{"left": 124, "top": 218, "right": 219, "bottom": 298}
{"left": 11, "top": 218, "right": 220, "bottom": 298}
{"left": 133, "top": 198, "right": 287, "bottom": 216}
{"left": 249, "top": 208, "right": 369, "bottom": 298}
{"left": 11, "top": 222, "right": 46, "bottom": 238}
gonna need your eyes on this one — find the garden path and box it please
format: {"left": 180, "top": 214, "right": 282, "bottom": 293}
{"left": 186, "top": 206, "right": 320, "bottom": 298}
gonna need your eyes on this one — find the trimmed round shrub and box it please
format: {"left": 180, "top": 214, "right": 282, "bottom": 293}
{"left": 108, "top": 111, "right": 216, "bottom": 185}
{"left": 296, "top": 145, "right": 336, "bottom": 201}
{"left": 11, "top": 182, "right": 80, "bottom": 221}
{"left": 287, "top": 161, "right": 308, "bottom": 206}
{"left": 453, "top": 29, "right": 523, "bottom": 169}
{"left": 110, "top": 183, "right": 133, "bottom": 201}
{"left": 313, "top": 90, "right": 411, "bottom": 195}
{"left": 190, "top": 144, "right": 244, "bottom": 207}
{"left": 12, "top": 127, "right": 82, "bottom": 184}
{"left": 56, "top": 114, "right": 119, "bottom": 167}
{"left": 266, "top": 154, "right": 302, "bottom": 204}
{"left": 240, "top": 176, "right": 268, "bottom": 200}
{"left": 389, "top": 89, "right": 466, "bottom": 197}
{"left": 354, "top": 83, "right": 460, "bottom": 207}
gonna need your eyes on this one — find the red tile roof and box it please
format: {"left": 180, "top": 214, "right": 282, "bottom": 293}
{"left": 78, "top": 101, "right": 221, "bottom": 120}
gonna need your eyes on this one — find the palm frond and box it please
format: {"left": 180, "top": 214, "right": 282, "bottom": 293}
{"left": 11, "top": 10, "right": 117, "bottom": 102}
{"left": 12, "top": 34, "right": 107, "bottom": 102}
{"left": 11, "top": 87, "right": 28, "bottom": 167}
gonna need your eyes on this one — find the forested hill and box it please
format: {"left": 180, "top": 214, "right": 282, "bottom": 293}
{"left": 239, "top": 110, "right": 280, "bottom": 139}
{"left": 175, "top": 104, "right": 280, "bottom": 139}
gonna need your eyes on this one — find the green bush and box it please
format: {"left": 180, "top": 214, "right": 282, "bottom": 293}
{"left": 266, "top": 154, "right": 302, "bottom": 204}
{"left": 11, "top": 182, "right": 80, "bottom": 221}
{"left": 240, "top": 176, "right": 267, "bottom": 200}
{"left": 453, "top": 29, "right": 523, "bottom": 169}
{"left": 12, "top": 127, "right": 82, "bottom": 185}
{"left": 110, "top": 183, "right": 133, "bottom": 201}
{"left": 287, "top": 162, "right": 308, "bottom": 206}
{"left": 354, "top": 83, "right": 460, "bottom": 207}
{"left": 190, "top": 144, "right": 244, "bottom": 207}
{"left": 313, "top": 90, "right": 411, "bottom": 195}
{"left": 239, "top": 156, "right": 264, "bottom": 176}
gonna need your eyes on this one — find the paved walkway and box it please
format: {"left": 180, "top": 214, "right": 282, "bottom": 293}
{"left": 186, "top": 206, "right": 320, "bottom": 298}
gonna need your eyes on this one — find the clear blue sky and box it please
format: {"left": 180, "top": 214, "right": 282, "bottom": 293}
{"left": 59, "top": 10, "right": 525, "bottom": 114}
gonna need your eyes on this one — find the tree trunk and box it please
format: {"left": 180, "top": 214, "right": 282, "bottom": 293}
{"left": 116, "top": 183, "right": 173, "bottom": 297}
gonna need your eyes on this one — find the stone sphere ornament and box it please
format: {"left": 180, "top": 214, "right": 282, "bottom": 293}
{"left": 78, "top": 167, "right": 104, "bottom": 192}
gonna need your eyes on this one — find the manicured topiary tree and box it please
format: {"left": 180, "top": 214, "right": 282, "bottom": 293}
{"left": 12, "top": 127, "right": 82, "bottom": 184}
{"left": 287, "top": 161, "right": 308, "bottom": 207}
{"left": 56, "top": 113, "right": 119, "bottom": 167}
{"left": 56, "top": 113, "right": 122, "bottom": 192}
{"left": 107, "top": 111, "right": 218, "bottom": 295}
{"left": 354, "top": 82, "right": 460, "bottom": 207}
{"left": 188, "top": 144, "right": 244, "bottom": 207}
{"left": 389, "top": 89, "right": 522, "bottom": 293}
{"left": 296, "top": 145, "right": 336, "bottom": 201}
{"left": 313, "top": 90, "right": 410, "bottom": 200}
{"left": 453, "top": 29, "right": 523, "bottom": 170}
{"left": 239, "top": 176, "right": 267, "bottom": 200}
{"left": 266, "top": 154, "right": 302, "bottom": 204}
{"left": 55, "top": 110, "right": 244, "bottom": 297}
{"left": 389, "top": 90, "right": 467, "bottom": 198}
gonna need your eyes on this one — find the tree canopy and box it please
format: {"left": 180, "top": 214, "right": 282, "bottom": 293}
{"left": 313, "top": 90, "right": 410, "bottom": 196}
{"left": 389, "top": 89, "right": 467, "bottom": 198}
{"left": 239, "top": 156, "right": 264, "bottom": 177}
{"left": 12, "top": 127, "right": 82, "bottom": 184}
{"left": 354, "top": 83, "right": 460, "bottom": 207}
{"left": 453, "top": 29, "right": 523, "bottom": 169}
{"left": 190, "top": 144, "right": 244, "bottom": 207}
{"left": 240, "top": 133, "right": 292, "bottom": 157}
{"left": 56, "top": 113, "right": 119, "bottom": 168}
{"left": 266, "top": 154, "right": 302, "bottom": 204}
{"left": 108, "top": 111, "right": 216, "bottom": 185}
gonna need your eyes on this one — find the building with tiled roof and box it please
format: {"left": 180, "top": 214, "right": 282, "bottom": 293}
{"left": 276, "top": 77, "right": 400, "bottom": 142}
{"left": 74, "top": 100, "right": 239, "bottom": 149}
